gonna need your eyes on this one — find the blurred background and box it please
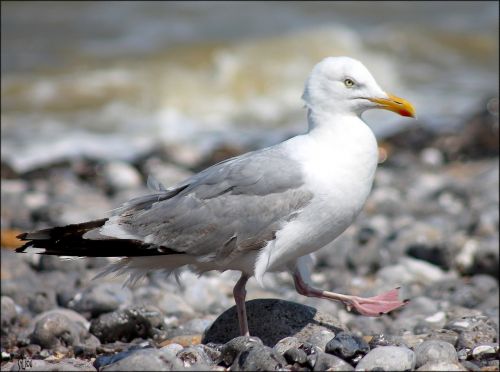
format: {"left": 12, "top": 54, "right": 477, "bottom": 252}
{"left": 1, "top": 1, "right": 498, "bottom": 173}
{"left": 1, "top": 2, "right": 499, "bottom": 367}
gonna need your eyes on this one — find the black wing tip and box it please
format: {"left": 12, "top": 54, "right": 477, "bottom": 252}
{"left": 16, "top": 232, "right": 28, "bottom": 240}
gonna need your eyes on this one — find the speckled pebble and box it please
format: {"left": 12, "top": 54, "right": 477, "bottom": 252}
{"left": 356, "top": 346, "right": 416, "bottom": 371}
{"left": 273, "top": 336, "right": 302, "bottom": 355}
{"left": 219, "top": 336, "right": 263, "bottom": 366}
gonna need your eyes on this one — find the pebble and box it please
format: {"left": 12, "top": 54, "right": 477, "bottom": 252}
{"left": 99, "top": 347, "right": 183, "bottom": 371}
{"left": 284, "top": 347, "right": 308, "bottom": 365}
{"left": 416, "top": 361, "right": 467, "bottom": 371}
{"left": 306, "top": 329, "right": 336, "bottom": 350}
{"left": 176, "top": 345, "right": 214, "bottom": 369}
{"left": 273, "top": 336, "right": 302, "bottom": 355}
{"left": 219, "top": 336, "right": 263, "bottom": 366}
{"left": 89, "top": 306, "right": 167, "bottom": 343}
{"left": 472, "top": 344, "right": 499, "bottom": 360}
{"left": 415, "top": 340, "right": 458, "bottom": 368}
{"left": 355, "top": 346, "right": 416, "bottom": 371}
{"left": 325, "top": 331, "right": 370, "bottom": 360}
{"left": 445, "top": 316, "right": 498, "bottom": 349}
{"left": 10, "top": 358, "right": 97, "bottom": 371}
{"left": 231, "top": 344, "right": 287, "bottom": 371}
{"left": 202, "top": 299, "right": 345, "bottom": 347}
{"left": 30, "top": 312, "right": 99, "bottom": 352}
{"left": 1, "top": 296, "right": 17, "bottom": 328}
{"left": 310, "top": 351, "right": 354, "bottom": 371}
{"left": 68, "top": 282, "right": 133, "bottom": 317}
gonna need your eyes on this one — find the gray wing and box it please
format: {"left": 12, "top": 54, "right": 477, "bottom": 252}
{"left": 98, "top": 146, "right": 313, "bottom": 262}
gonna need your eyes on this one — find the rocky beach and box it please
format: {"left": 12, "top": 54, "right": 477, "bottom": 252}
{"left": 1, "top": 99, "right": 499, "bottom": 371}
{"left": 1, "top": 2, "right": 499, "bottom": 371}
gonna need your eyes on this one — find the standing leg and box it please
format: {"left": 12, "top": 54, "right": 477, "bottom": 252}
{"left": 293, "top": 270, "right": 408, "bottom": 316}
{"left": 233, "top": 273, "right": 250, "bottom": 336}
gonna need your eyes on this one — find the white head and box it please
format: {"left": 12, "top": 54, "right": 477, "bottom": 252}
{"left": 302, "top": 56, "right": 415, "bottom": 118}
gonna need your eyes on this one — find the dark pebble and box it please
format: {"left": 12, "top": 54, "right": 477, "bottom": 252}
{"left": 219, "top": 335, "right": 263, "bottom": 366}
{"left": 232, "top": 344, "right": 287, "bottom": 371}
{"left": 325, "top": 331, "right": 370, "bottom": 360}
{"left": 284, "top": 347, "right": 308, "bottom": 365}
{"left": 89, "top": 306, "right": 166, "bottom": 344}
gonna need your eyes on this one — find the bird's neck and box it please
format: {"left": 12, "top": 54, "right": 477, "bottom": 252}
{"left": 306, "top": 108, "right": 360, "bottom": 134}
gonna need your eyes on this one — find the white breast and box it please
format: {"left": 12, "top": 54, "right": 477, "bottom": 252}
{"left": 254, "top": 115, "right": 379, "bottom": 282}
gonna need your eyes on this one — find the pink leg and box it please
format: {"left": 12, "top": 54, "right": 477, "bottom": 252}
{"left": 233, "top": 273, "right": 250, "bottom": 336}
{"left": 293, "top": 271, "right": 408, "bottom": 316}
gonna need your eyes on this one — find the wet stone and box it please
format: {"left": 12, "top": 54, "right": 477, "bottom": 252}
{"left": 325, "top": 331, "right": 370, "bottom": 361}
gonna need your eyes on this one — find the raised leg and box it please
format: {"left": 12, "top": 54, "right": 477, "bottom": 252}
{"left": 293, "top": 270, "right": 408, "bottom": 316}
{"left": 233, "top": 273, "right": 250, "bottom": 336}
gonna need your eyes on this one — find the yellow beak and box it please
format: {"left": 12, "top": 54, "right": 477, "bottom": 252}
{"left": 368, "top": 93, "right": 416, "bottom": 118}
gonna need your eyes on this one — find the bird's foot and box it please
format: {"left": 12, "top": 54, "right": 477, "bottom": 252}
{"left": 343, "top": 287, "right": 409, "bottom": 316}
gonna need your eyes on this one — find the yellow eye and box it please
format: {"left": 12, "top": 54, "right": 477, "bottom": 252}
{"left": 344, "top": 78, "right": 355, "bottom": 87}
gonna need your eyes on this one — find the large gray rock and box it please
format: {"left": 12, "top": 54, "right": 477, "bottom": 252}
{"left": 356, "top": 346, "right": 416, "bottom": 371}
{"left": 30, "top": 312, "right": 100, "bottom": 352}
{"left": 415, "top": 340, "right": 458, "bottom": 368}
{"left": 310, "top": 352, "right": 354, "bottom": 371}
{"left": 202, "top": 299, "right": 345, "bottom": 347}
{"left": 416, "top": 361, "right": 467, "bottom": 371}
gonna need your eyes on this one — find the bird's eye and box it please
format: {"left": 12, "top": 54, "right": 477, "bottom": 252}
{"left": 344, "top": 78, "right": 355, "bottom": 88}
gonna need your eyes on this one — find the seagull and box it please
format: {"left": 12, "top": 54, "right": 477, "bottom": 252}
{"left": 17, "top": 56, "right": 416, "bottom": 336}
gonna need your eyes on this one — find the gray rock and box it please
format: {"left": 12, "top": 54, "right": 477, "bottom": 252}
{"left": 307, "top": 329, "right": 336, "bottom": 350}
{"left": 310, "top": 351, "right": 354, "bottom": 371}
{"left": 90, "top": 306, "right": 166, "bottom": 343}
{"left": 1, "top": 296, "right": 17, "bottom": 329}
{"left": 219, "top": 336, "right": 263, "bottom": 366}
{"left": 445, "top": 315, "right": 498, "bottom": 349}
{"left": 231, "top": 344, "right": 287, "bottom": 371}
{"left": 69, "top": 282, "right": 132, "bottom": 317}
{"left": 416, "top": 361, "right": 467, "bottom": 371}
{"left": 273, "top": 336, "right": 302, "bottom": 355}
{"left": 30, "top": 312, "right": 99, "bottom": 353}
{"left": 425, "top": 328, "right": 460, "bottom": 346}
{"left": 355, "top": 346, "right": 416, "bottom": 371}
{"left": 202, "top": 299, "right": 345, "bottom": 347}
{"left": 325, "top": 331, "right": 370, "bottom": 361}
{"left": 100, "top": 347, "right": 183, "bottom": 371}
{"left": 415, "top": 340, "right": 458, "bottom": 368}
{"left": 284, "top": 347, "right": 308, "bottom": 365}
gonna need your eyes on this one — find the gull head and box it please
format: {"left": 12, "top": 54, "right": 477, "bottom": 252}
{"left": 302, "top": 56, "right": 416, "bottom": 118}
